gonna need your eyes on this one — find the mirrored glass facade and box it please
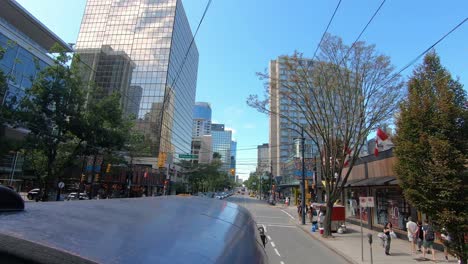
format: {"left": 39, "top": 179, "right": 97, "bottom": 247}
{"left": 76, "top": 0, "right": 199, "bottom": 160}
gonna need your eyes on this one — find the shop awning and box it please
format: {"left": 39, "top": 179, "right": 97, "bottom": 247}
{"left": 343, "top": 178, "right": 366, "bottom": 187}
{"left": 348, "top": 176, "right": 396, "bottom": 187}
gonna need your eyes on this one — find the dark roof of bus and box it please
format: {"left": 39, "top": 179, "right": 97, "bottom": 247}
{"left": 0, "top": 197, "right": 266, "bottom": 264}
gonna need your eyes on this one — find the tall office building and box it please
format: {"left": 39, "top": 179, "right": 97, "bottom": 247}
{"left": 0, "top": 0, "right": 72, "bottom": 189}
{"left": 211, "top": 123, "right": 232, "bottom": 173}
{"left": 76, "top": 0, "right": 199, "bottom": 163}
{"left": 256, "top": 143, "right": 270, "bottom": 175}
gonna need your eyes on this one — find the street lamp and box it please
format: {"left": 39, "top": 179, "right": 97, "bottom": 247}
{"left": 291, "top": 126, "right": 306, "bottom": 225}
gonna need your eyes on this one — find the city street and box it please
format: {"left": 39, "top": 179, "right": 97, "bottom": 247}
{"left": 226, "top": 194, "right": 349, "bottom": 264}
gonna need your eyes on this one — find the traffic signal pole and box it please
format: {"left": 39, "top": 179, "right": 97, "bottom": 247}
{"left": 301, "top": 126, "right": 306, "bottom": 225}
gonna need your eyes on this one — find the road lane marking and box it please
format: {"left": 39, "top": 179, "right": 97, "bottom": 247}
{"left": 267, "top": 235, "right": 272, "bottom": 240}
{"left": 266, "top": 224, "right": 297, "bottom": 228}
{"left": 281, "top": 209, "right": 295, "bottom": 219}
{"left": 274, "top": 248, "right": 281, "bottom": 256}
{"left": 257, "top": 222, "right": 297, "bottom": 227}
{"left": 262, "top": 224, "right": 267, "bottom": 233}
{"left": 280, "top": 261, "right": 285, "bottom": 264}
{"left": 271, "top": 241, "right": 276, "bottom": 247}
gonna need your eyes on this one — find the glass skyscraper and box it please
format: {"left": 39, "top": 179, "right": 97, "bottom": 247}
{"left": 76, "top": 0, "right": 199, "bottom": 164}
{"left": 0, "top": 0, "right": 72, "bottom": 189}
{"left": 211, "top": 124, "right": 232, "bottom": 173}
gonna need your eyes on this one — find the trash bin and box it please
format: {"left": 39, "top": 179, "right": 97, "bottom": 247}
{"left": 319, "top": 228, "right": 324, "bottom": 234}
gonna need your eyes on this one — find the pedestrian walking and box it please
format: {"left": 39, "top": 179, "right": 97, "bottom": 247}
{"left": 383, "top": 222, "right": 393, "bottom": 255}
{"left": 406, "top": 216, "right": 418, "bottom": 254}
{"left": 258, "top": 226, "right": 267, "bottom": 247}
{"left": 416, "top": 220, "right": 424, "bottom": 252}
{"left": 422, "top": 219, "right": 436, "bottom": 261}
{"left": 297, "top": 200, "right": 303, "bottom": 220}
{"left": 441, "top": 229, "right": 451, "bottom": 262}
{"left": 318, "top": 208, "right": 326, "bottom": 228}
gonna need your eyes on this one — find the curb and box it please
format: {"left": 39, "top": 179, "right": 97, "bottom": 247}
{"left": 295, "top": 221, "right": 359, "bottom": 264}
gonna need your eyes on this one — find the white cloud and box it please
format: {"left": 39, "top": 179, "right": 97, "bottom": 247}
{"left": 225, "top": 127, "right": 237, "bottom": 134}
{"left": 243, "top": 123, "right": 256, "bottom": 129}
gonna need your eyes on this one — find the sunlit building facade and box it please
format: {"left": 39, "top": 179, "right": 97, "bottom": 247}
{"left": 76, "top": 0, "right": 199, "bottom": 164}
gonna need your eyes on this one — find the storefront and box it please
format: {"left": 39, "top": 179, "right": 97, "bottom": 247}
{"left": 345, "top": 187, "right": 370, "bottom": 224}
{"left": 374, "top": 186, "right": 411, "bottom": 230}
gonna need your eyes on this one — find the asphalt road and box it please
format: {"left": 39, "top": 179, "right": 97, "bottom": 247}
{"left": 226, "top": 194, "right": 350, "bottom": 264}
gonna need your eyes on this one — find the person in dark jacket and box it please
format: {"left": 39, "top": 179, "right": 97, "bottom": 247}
{"left": 383, "top": 222, "right": 393, "bottom": 255}
{"left": 416, "top": 220, "right": 424, "bottom": 252}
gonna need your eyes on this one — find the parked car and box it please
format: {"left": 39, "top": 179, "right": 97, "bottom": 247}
{"left": 27, "top": 188, "right": 40, "bottom": 200}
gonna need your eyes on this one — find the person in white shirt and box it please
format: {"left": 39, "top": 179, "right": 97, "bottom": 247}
{"left": 406, "top": 216, "right": 418, "bottom": 254}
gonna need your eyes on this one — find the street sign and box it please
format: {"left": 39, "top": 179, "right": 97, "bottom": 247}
{"left": 178, "top": 154, "right": 198, "bottom": 159}
{"left": 58, "top": 182, "right": 65, "bottom": 189}
{"left": 359, "top": 196, "right": 374, "bottom": 207}
{"left": 359, "top": 197, "right": 367, "bottom": 207}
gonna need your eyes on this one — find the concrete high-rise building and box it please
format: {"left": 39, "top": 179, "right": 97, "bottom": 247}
{"left": 269, "top": 56, "right": 362, "bottom": 185}
{"left": 192, "top": 102, "right": 211, "bottom": 137}
{"left": 76, "top": 0, "right": 199, "bottom": 164}
{"left": 211, "top": 123, "right": 232, "bottom": 173}
{"left": 269, "top": 56, "right": 317, "bottom": 182}
{"left": 191, "top": 102, "right": 212, "bottom": 164}
{"left": 0, "top": 0, "right": 72, "bottom": 189}
{"left": 256, "top": 143, "right": 270, "bottom": 175}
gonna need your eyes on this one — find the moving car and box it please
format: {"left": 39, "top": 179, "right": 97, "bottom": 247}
{"left": 26, "top": 188, "right": 40, "bottom": 200}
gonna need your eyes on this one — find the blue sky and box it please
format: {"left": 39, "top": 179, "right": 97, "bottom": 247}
{"left": 17, "top": 0, "right": 467, "bottom": 180}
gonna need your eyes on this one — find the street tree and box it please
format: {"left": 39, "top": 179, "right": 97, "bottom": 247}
{"left": 248, "top": 34, "right": 403, "bottom": 236}
{"left": 394, "top": 52, "right": 467, "bottom": 264}
{"left": 17, "top": 46, "right": 85, "bottom": 199}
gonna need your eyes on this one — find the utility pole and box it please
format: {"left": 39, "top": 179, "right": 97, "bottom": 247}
{"left": 301, "top": 126, "right": 306, "bottom": 225}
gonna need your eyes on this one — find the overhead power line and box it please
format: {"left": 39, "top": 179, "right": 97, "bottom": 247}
{"left": 396, "top": 17, "right": 467, "bottom": 77}
{"left": 169, "top": 0, "right": 213, "bottom": 90}
{"left": 381, "top": 17, "right": 467, "bottom": 88}
{"left": 342, "top": 0, "right": 386, "bottom": 61}
{"left": 312, "top": 0, "right": 343, "bottom": 59}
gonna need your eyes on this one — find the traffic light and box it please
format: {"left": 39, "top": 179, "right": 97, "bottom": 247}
{"left": 157, "top": 152, "right": 166, "bottom": 168}
{"left": 230, "top": 168, "right": 235, "bottom": 176}
{"left": 95, "top": 173, "right": 100, "bottom": 182}
{"left": 80, "top": 174, "right": 86, "bottom": 183}
{"left": 106, "top": 164, "right": 111, "bottom": 173}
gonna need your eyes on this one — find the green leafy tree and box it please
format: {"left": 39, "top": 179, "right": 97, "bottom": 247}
{"left": 17, "top": 46, "right": 85, "bottom": 199}
{"left": 394, "top": 52, "right": 467, "bottom": 264}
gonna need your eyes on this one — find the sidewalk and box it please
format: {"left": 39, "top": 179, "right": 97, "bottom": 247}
{"left": 279, "top": 204, "right": 457, "bottom": 264}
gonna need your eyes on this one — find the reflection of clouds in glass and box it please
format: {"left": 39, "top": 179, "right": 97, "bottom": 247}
{"left": 76, "top": 0, "right": 197, "bottom": 157}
